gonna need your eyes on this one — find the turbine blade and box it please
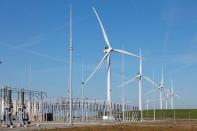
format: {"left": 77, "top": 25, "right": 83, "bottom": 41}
{"left": 175, "top": 94, "right": 181, "bottom": 99}
{"left": 161, "top": 68, "right": 164, "bottom": 86}
{"left": 118, "top": 75, "right": 139, "bottom": 88}
{"left": 92, "top": 7, "right": 111, "bottom": 48}
{"left": 171, "top": 80, "right": 174, "bottom": 93}
{"left": 113, "top": 49, "right": 140, "bottom": 58}
{"left": 84, "top": 51, "right": 110, "bottom": 84}
{"left": 139, "top": 48, "right": 142, "bottom": 74}
{"left": 143, "top": 75, "right": 159, "bottom": 89}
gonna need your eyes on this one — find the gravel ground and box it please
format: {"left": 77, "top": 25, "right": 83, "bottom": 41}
{"left": 1, "top": 120, "right": 197, "bottom": 131}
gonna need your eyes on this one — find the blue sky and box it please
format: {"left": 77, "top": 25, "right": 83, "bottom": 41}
{"left": 0, "top": 0, "right": 197, "bottom": 109}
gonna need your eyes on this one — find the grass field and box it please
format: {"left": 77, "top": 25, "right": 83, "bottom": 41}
{"left": 141, "top": 109, "right": 197, "bottom": 120}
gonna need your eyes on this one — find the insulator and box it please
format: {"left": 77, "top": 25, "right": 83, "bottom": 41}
{"left": 8, "top": 89, "right": 12, "bottom": 105}
{"left": 3, "top": 87, "right": 7, "bottom": 100}
{"left": 21, "top": 90, "right": 25, "bottom": 106}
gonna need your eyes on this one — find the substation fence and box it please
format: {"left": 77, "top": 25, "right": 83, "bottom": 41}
{"left": 2, "top": 86, "right": 196, "bottom": 129}
{"left": 41, "top": 98, "right": 140, "bottom": 123}
{"left": 0, "top": 86, "right": 142, "bottom": 128}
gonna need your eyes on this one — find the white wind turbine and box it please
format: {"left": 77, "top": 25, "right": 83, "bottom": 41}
{"left": 159, "top": 69, "right": 164, "bottom": 110}
{"left": 170, "top": 80, "right": 174, "bottom": 109}
{"left": 164, "top": 92, "right": 169, "bottom": 110}
{"left": 118, "top": 49, "right": 159, "bottom": 112}
{"left": 169, "top": 80, "right": 181, "bottom": 109}
{"left": 83, "top": 7, "right": 140, "bottom": 117}
{"left": 163, "top": 79, "right": 181, "bottom": 110}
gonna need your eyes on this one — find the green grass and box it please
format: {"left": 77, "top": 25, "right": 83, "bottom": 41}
{"left": 99, "top": 109, "right": 197, "bottom": 120}
{"left": 141, "top": 109, "right": 197, "bottom": 120}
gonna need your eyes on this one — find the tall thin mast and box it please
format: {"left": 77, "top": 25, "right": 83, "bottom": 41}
{"left": 69, "top": 5, "right": 73, "bottom": 125}
{"left": 29, "top": 64, "right": 32, "bottom": 121}
{"left": 153, "top": 72, "right": 156, "bottom": 121}
{"left": 29, "top": 64, "right": 32, "bottom": 91}
{"left": 121, "top": 53, "right": 125, "bottom": 122}
{"left": 81, "top": 64, "right": 84, "bottom": 122}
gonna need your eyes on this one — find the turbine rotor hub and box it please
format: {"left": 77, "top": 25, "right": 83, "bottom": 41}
{"left": 104, "top": 46, "right": 112, "bottom": 53}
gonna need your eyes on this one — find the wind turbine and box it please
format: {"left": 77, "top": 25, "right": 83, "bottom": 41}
{"left": 83, "top": 7, "right": 140, "bottom": 118}
{"left": 168, "top": 80, "right": 180, "bottom": 109}
{"left": 159, "top": 69, "right": 164, "bottom": 110}
{"left": 118, "top": 49, "right": 158, "bottom": 111}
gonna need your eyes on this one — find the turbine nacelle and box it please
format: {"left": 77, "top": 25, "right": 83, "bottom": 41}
{"left": 159, "top": 84, "right": 164, "bottom": 90}
{"left": 104, "top": 46, "right": 112, "bottom": 53}
{"left": 159, "top": 86, "right": 164, "bottom": 90}
{"left": 136, "top": 72, "right": 142, "bottom": 80}
{"left": 169, "top": 92, "right": 174, "bottom": 96}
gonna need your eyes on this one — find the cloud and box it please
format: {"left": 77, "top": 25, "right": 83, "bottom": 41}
{"left": 10, "top": 34, "right": 46, "bottom": 50}
{"left": 26, "top": 49, "right": 67, "bottom": 63}
{"left": 0, "top": 42, "right": 67, "bottom": 63}
{"left": 150, "top": 51, "right": 197, "bottom": 75}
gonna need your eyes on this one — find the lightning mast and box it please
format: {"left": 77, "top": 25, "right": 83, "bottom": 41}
{"left": 68, "top": 5, "right": 73, "bottom": 125}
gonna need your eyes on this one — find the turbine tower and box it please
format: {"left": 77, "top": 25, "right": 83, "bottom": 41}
{"left": 159, "top": 69, "right": 164, "bottom": 110}
{"left": 169, "top": 80, "right": 180, "bottom": 109}
{"left": 84, "top": 7, "right": 140, "bottom": 118}
{"left": 170, "top": 80, "right": 174, "bottom": 109}
{"left": 165, "top": 92, "right": 169, "bottom": 110}
{"left": 138, "top": 49, "right": 143, "bottom": 111}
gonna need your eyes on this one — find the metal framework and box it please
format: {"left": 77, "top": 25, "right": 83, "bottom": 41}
{"left": 0, "top": 86, "right": 140, "bottom": 128}
{"left": 0, "top": 86, "right": 47, "bottom": 127}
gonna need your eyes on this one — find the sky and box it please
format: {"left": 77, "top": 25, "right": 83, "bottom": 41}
{"left": 0, "top": 0, "right": 197, "bottom": 109}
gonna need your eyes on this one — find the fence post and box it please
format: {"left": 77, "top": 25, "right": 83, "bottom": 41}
{"left": 173, "top": 110, "right": 176, "bottom": 123}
